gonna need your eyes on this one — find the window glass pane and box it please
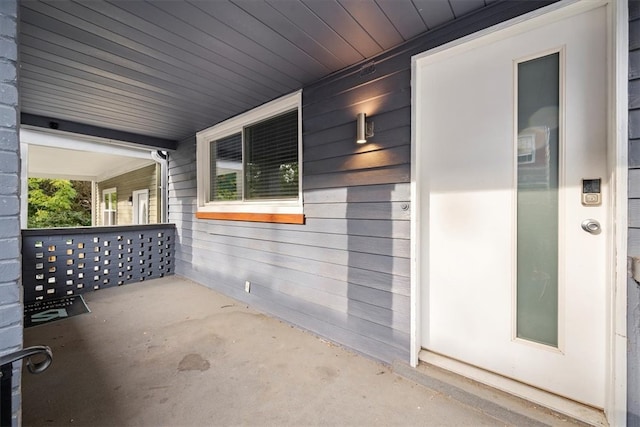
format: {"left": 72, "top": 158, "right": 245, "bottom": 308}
{"left": 516, "top": 53, "right": 560, "bottom": 347}
{"left": 103, "top": 191, "right": 116, "bottom": 211}
{"left": 244, "top": 110, "right": 298, "bottom": 200}
{"left": 103, "top": 190, "right": 117, "bottom": 225}
{"left": 210, "top": 133, "right": 242, "bottom": 201}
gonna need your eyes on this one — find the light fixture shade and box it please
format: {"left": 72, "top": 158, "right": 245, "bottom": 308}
{"left": 356, "top": 112, "right": 367, "bottom": 144}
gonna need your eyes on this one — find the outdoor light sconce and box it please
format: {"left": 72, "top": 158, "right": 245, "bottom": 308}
{"left": 356, "top": 112, "right": 374, "bottom": 144}
{"left": 128, "top": 195, "right": 133, "bottom": 206}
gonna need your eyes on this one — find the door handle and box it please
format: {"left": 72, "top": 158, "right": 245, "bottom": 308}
{"left": 581, "top": 219, "right": 601, "bottom": 234}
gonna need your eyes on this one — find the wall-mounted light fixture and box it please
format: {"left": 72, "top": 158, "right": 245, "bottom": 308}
{"left": 128, "top": 195, "right": 133, "bottom": 206}
{"left": 356, "top": 113, "right": 374, "bottom": 144}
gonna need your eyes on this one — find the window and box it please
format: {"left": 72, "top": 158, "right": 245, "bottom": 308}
{"left": 196, "top": 92, "right": 303, "bottom": 224}
{"left": 517, "top": 132, "right": 536, "bottom": 165}
{"left": 103, "top": 188, "right": 117, "bottom": 225}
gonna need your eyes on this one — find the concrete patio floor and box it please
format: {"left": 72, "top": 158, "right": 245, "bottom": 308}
{"left": 22, "top": 277, "right": 584, "bottom": 426}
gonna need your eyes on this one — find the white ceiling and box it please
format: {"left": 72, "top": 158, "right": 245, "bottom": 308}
{"left": 27, "top": 145, "right": 155, "bottom": 182}
{"left": 22, "top": 128, "right": 156, "bottom": 182}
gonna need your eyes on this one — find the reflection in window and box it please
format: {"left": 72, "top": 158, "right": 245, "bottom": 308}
{"left": 208, "top": 110, "right": 299, "bottom": 203}
{"left": 210, "top": 133, "right": 242, "bottom": 201}
{"left": 516, "top": 52, "right": 560, "bottom": 347}
{"left": 244, "top": 110, "right": 299, "bottom": 200}
{"left": 103, "top": 188, "right": 117, "bottom": 226}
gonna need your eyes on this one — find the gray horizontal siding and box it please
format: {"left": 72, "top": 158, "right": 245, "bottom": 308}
{"left": 96, "top": 164, "right": 158, "bottom": 226}
{"left": 174, "top": 243, "right": 410, "bottom": 327}
{"left": 169, "top": 138, "right": 411, "bottom": 362}
{"left": 168, "top": 0, "right": 554, "bottom": 364}
{"left": 178, "top": 223, "right": 410, "bottom": 259}
{"left": 629, "top": 1, "right": 640, "bottom": 424}
{"left": 173, "top": 230, "right": 409, "bottom": 278}
{"left": 293, "top": 5, "right": 414, "bottom": 361}
{"left": 176, "top": 235, "right": 410, "bottom": 296}
{"left": 170, "top": 216, "right": 410, "bottom": 240}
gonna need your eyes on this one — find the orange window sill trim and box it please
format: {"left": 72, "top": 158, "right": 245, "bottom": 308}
{"left": 195, "top": 211, "right": 305, "bottom": 225}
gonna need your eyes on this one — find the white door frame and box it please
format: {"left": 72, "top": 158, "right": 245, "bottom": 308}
{"left": 132, "top": 189, "right": 149, "bottom": 225}
{"left": 409, "top": 0, "right": 628, "bottom": 424}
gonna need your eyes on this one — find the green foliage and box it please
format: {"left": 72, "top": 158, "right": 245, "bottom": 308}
{"left": 279, "top": 162, "right": 298, "bottom": 195}
{"left": 215, "top": 173, "right": 239, "bottom": 200}
{"left": 28, "top": 178, "right": 92, "bottom": 228}
{"left": 245, "top": 162, "right": 298, "bottom": 200}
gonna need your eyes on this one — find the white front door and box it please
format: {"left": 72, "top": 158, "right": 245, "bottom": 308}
{"left": 132, "top": 189, "right": 149, "bottom": 225}
{"left": 416, "top": 5, "right": 607, "bottom": 407}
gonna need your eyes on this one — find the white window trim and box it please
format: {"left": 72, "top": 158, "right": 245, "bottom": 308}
{"left": 102, "top": 187, "right": 117, "bottom": 225}
{"left": 196, "top": 91, "right": 303, "bottom": 215}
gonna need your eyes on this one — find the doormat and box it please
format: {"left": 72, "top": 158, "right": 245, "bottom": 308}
{"left": 24, "top": 295, "right": 91, "bottom": 328}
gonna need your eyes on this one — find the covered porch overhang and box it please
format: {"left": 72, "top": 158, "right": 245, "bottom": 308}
{"left": 22, "top": 127, "right": 158, "bottom": 183}
{"left": 20, "top": 127, "right": 165, "bottom": 229}
{"left": 17, "top": 0, "right": 500, "bottom": 143}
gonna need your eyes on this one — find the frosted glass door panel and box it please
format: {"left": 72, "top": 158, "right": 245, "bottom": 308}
{"left": 516, "top": 53, "right": 560, "bottom": 347}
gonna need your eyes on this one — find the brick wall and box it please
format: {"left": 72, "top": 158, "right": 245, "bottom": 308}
{"left": 0, "top": 0, "right": 22, "bottom": 425}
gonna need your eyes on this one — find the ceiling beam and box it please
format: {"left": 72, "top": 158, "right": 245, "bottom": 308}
{"left": 21, "top": 113, "right": 178, "bottom": 150}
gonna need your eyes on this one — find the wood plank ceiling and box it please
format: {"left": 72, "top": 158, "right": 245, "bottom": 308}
{"left": 19, "top": 0, "right": 492, "bottom": 143}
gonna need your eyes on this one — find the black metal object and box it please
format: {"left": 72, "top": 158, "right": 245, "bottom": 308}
{"left": 0, "top": 363, "right": 10, "bottom": 427}
{"left": 0, "top": 346, "right": 53, "bottom": 427}
{"left": 22, "top": 224, "right": 175, "bottom": 304}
